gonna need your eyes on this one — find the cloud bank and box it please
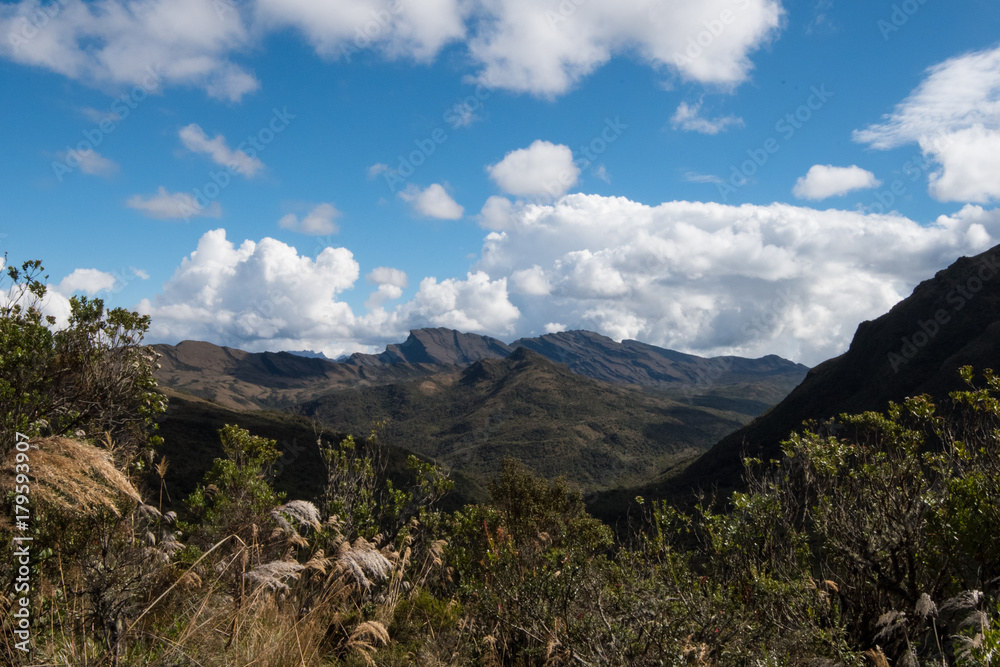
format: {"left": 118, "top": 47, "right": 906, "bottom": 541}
{"left": 136, "top": 196, "right": 1000, "bottom": 365}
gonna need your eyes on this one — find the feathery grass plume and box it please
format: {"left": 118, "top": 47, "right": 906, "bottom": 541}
{"left": 337, "top": 537, "right": 392, "bottom": 593}
{"left": 303, "top": 550, "right": 332, "bottom": 575}
{"left": 875, "top": 610, "right": 907, "bottom": 643}
{"left": 136, "top": 503, "right": 161, "bottom": 521}
{"left": 272, "top": 500, "right": 322, "bottom": 533}
{"left": 8, "top": 437, "right": 140, "bottom": 515}
{"left": 915, "top": 593, "right": 938, "bottom": 619}
{"left": 244, "top": 560, "right": 305, "bottom": 593}
{"left": 863, "top": 647, "right": 890, "bottom": 667}
{"left": 346, "top": 620, "right": 390, "bottom": 666}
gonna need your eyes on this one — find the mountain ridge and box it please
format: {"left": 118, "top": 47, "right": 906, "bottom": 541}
{"left": 673, "top": 244, "right": 1000, "bottom": 492}
{"left": 154, "top": 328, "right": 809, "bottom": 411}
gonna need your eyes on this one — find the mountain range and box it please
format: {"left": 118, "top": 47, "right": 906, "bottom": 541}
{"left": 154, "top": 243, "right": 1000, "bottom": 509}
{"left": 153, "top": 328, "right": 808, "bottom": 493}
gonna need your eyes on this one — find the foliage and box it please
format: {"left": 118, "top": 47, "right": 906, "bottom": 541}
{"left": 183, "top": 424, "right": 285, "bottom": 548}
{"left": 0, "top": 256, "right": 164, "bottom": 466}
{"left": 3, "top": 263, "right": 1000, "bottom": 666}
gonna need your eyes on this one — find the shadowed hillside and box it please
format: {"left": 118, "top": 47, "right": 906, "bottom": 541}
{"left": 672, "top": 244, "right": 1000, "bottom": 494}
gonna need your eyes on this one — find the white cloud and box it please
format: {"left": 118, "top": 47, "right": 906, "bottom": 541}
{"left": 367, "top": 163, "right": 390, "bottom": 179}
{"left": 254, "top": 0, "right": 468, "bottom": 61}
{"left": 478, "top": 195, "right": 516, "bottom": 230}
{"left": 684, "top": 171, "right": 723, "bottom": 184}
{"left": 399, "top": 183, "right": 464, "bottom": 219}
{"left": 510, "top": 265, "right": 551, "bottom": 296}
{"left": 127, "top": 187, "right": 221, "bottom": 220}
{"left": 467, "top": 0, "right": 784, "bottom": 96}
{"left": 0, "top": 0, "right": 256, "bottom": 101}
{"left": 670, "top": 100, "right": 744, "bottom": 134}
{"left": 59, "top": 148, "right": 118, "bottom": 177}
{"left": 141, "top": 229, "right": 520, "bottom": 356}
{"left": 179, "top": 124, "right": 263, "bottom": 177}
{"left": 475, "top": 194, "right": 1000, "bottom": 365}
{"left": 792, "top": 165, "right": 881, "bottom": 200}
{"left": 487, "top": 140, "right": 579, "bottom": 199}
{"left": 278, "top": 203, "right": 341, "bottom": 235}
{"left": 854, "top": 44, "right": 1000, "bottom": 203}
{"left": 0, "top": 0, "right": 783, "bottom": 101}
{"left": 367, "top": 267, "right": 409, "bottom": 288}
{"left": 402, "top": 272, "right": 520, "bottom": 333}
{"left": 136, "top": 197, "right": 1000, "bottom": 366}
{"left": 55, "top": 268, "right": 118, "bottom": 296}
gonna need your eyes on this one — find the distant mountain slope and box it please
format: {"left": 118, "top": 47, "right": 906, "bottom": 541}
{"left": 154, "top": 340, "right": 436, "bottom": 410}
{"left": 292, "top": 348, "right": 757, "bottom": 491}
{"left": 155, "top": 329, "right": 808, "bottom": 414}
{"left": 361, "top": 327, "right": 513, "bottom": 366}
{"left": 678, "top": 244, "right": 1000, "bottom": 492}
{"left": 511, "top": 330, "right": 806, "bottom": 390}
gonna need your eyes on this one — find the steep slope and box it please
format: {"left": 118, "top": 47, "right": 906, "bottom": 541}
{"left": 363, "top": 327, "right": 514, "bottom": 366}
{"left": 292, "top": 348, "right": 757, "bottom": 491}
{"left": 680, "top": 245, "right": 1000, "bottom": 491}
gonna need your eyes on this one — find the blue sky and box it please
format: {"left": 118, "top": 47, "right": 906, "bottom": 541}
{"left": 2, "top": 0, "right": 1000, "bottom": 365}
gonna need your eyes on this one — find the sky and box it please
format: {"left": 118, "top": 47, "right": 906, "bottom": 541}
{"left": 2, "top": 0, "right": 1000, "bottom": 366}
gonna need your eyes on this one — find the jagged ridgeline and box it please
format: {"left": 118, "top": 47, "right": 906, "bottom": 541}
{"left": 154, "top": 328, "right": 808, "bottom": 492}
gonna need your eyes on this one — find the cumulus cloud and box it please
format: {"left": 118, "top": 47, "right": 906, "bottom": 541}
{"left": 854, "top": 44, "right": 1000, "bottom": 203}
{"left": 487, "top": 140, "right": 579, "bottom": 199}
{"left": 55, "top": 268, "right": 118, "bottom": 296}
{"left": 136, "top": 196, "right": 1000, "bottom": 365}
{"left": 0, "top": 0, "right": 783, "bottom": 101}
{"left": 399, "top": 183, "right": 464, "bottom": 219}
{"left": 58, "top": 148, "right": 118, "bottom": 178}
{"left": 475, "top": 194, "right": 1000, "bottom": 365}
{"left": 179, "top": 124, "right": 264, "bottom": 177}
{"left": 278, "top": 203, "right": 341, "bottom": 235}
{"left": 127, "top": 187, "right": 222, "bottom": 220}
{"left": 670, "top": 100, "right": 744, "bottom": 134}
{"left": 402, "top": 272, "right": 520, "bottom": 333}
{"left": 367, "top": 267, "right": 409, "bottom": 288}
{"left": 365, "top": 266, "right": 408, "bottom": 310}
{"left": 255, "top": 0, "right": 467, "bottom": 62}
{"left": 140, "top": 229, "right": 520, "bottom": 356}
{"left": 792, "top": 165, "right": 880, "bottom": 200}
{"left": 0, "top": 0, "right": 256, "bottom": 101}
{"left": 467, "top": 0, "right": 783, "bottom": 96}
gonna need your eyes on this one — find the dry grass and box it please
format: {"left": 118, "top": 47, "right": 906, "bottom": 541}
{"left": 5, "top": 436, "right": 140, "bottom": 515}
